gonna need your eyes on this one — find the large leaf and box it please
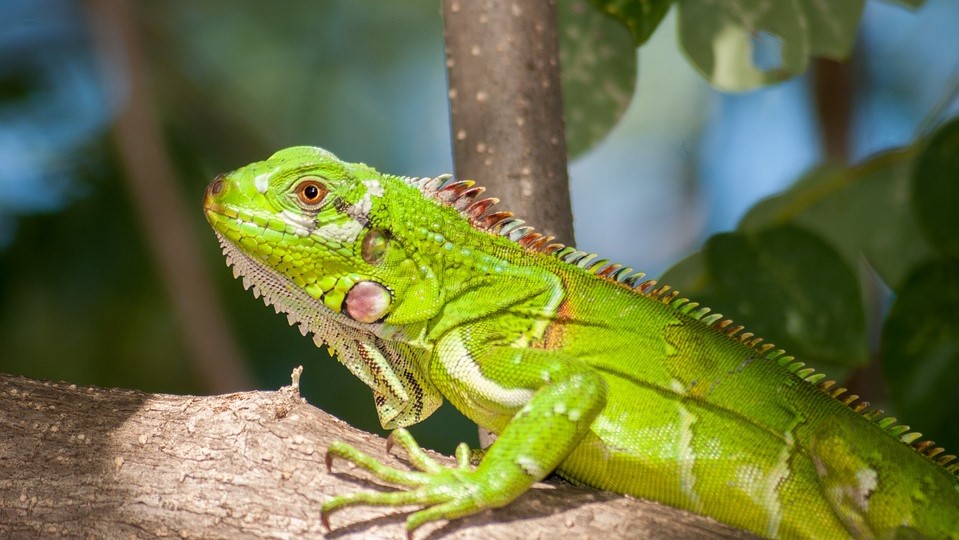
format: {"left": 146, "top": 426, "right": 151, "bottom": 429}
{"left": 659, "top": 250, "right": 710, "bottom": 296}
{"left": 662, "top": 225, "right": 867, "bottom": 367}
{"left": 912, "top": 117, "right": 959, "bottom": 260}
{"left": 585, "top": 0, "right": 674, "bottom": 45}
{"left": 580, "top": 0, "right": 925, "bottom": 95}
{"left": 675, "top": 0, "right": 865, "bottom": 91}
{"left": 798, "top": 1, "right": 866, "bottom": 58}
{"left": 740, "top": 149, "right": 934, "bottom": 291}
{"left": 558, "top": 0, "right": 638, "bottom": 157}
{"left": 881, "top": 260, "right": 959, "bottom": 452}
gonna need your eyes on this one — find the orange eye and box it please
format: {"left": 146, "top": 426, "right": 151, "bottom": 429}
{"left": 296, "top": 179, "right": 328, "bottom": 207}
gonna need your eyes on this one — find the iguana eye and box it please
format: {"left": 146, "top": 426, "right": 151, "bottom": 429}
{"left": 295, "top": 178, "right": 328, "bottom": 208}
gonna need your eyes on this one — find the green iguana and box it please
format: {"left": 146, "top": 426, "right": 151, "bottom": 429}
{"left": 203, "top": 146, "right": 959, "bottom": 538}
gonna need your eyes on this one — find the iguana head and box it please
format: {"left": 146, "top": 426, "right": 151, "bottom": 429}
{"left": 203, "top": 146, "right": 398, "bottom": 328}
{"left": 205, "top": 146, "right": 446, "bottom": 427}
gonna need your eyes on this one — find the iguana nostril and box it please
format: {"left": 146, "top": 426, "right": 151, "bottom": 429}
{"left": 203, "top": 176, "right": 226, "bottom": 214}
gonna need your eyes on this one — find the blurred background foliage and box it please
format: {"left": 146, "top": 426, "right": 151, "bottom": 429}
{"left": 1, "top": 0, "right": 957, "bottom": 454}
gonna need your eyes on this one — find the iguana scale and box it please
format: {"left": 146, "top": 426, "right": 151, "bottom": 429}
{"left": 203, "top": 146, "right": 959, "bottom": 538}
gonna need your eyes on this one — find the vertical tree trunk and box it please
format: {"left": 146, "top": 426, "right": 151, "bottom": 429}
{"left": 442, "top": 0, "right": 574, "bottom": 246}
{"left": 442, "top": 0, "right": 575, "bottom": 449}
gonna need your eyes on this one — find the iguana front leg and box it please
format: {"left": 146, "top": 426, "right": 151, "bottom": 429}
{"left": 321, "top": 329, "right": 608, "bottom": 535}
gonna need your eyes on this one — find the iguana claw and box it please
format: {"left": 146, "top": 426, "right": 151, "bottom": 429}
{"left": 321, "top": 428, "right": 483, "bottom": 536}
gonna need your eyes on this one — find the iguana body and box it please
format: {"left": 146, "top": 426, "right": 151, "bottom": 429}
{"left": 203, "top": 147, "right": 959, "bottom": 538}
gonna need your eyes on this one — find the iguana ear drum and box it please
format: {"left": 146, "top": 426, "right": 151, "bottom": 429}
{"left": 361, "top": 229, "right": 390, "bottom": 265}
{"left": 345, "top": 281, "right": 391, "bottom": 323}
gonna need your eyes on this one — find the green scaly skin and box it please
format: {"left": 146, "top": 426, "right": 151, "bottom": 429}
{"left": 203, "top": 147, "right": 959, "bottom": 538}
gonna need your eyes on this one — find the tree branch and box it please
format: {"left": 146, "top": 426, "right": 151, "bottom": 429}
{"left": 0, "top": 371, "right": 754, "bottom": 539}
{"left": 443, "top": 0, "right": 574, "bottom": 246}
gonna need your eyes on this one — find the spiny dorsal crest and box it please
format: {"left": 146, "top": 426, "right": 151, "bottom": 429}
{"left": 404, "top": 172, "right": 959, "bottom": 478}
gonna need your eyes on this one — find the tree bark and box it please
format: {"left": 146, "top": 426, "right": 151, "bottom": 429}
{"left": 443, "top": 0, "right": 575, "bottom": 453}
{"left": 0, "top": 371, "right": 755, "bottom": 539}
{"left": 443, "top": 0, "right": 574, "bottom": 246}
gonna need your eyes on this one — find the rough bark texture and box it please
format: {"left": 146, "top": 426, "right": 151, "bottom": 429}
{"left": 0, "top": 372, "right": 755, "bottom": 539}
{"left": 443, "top": 0, "right": 575, "bottom": 246}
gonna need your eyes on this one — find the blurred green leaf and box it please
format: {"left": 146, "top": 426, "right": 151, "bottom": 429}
{"left": 912, "top": 117, "right": 959, "bottom": 260}
{"left": 799, "top": 1, "right": 866, "bottom": 58}
{"left": 659, "top": 250, "right": 710, "bottom": 297}
{"left": 706, "top": 225, "right": 867, "bottom": 366}
{"left": 558, "top": 0, "right": 638, "bottom": 157}
{"left": 675, "top": 0, "right": 865, "bottom": 91}
{"left": 740, "top": 149, "right": 934, "bottom": 291}
{"left": 888, "top": 0, "right": 926, "bottom": 8}
{"left": 585, "top": 0, "right": 673, "bottom": 45}
{"left": 664, "top": 225, "right": 867, "bottom": 367}
{"left": 881, "top": 259, "right": 959, "bottom": 451}
{"left": 581, "top": 0, "right": 922, "bottom": 95}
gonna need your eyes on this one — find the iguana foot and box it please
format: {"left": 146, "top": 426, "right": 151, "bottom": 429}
{"left": 322, "top": 428, "right": 489, "bottom": 535}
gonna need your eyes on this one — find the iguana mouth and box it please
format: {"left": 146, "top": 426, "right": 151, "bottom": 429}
{"left": 202, "top": 195, "right": 230, "bottom": 216}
